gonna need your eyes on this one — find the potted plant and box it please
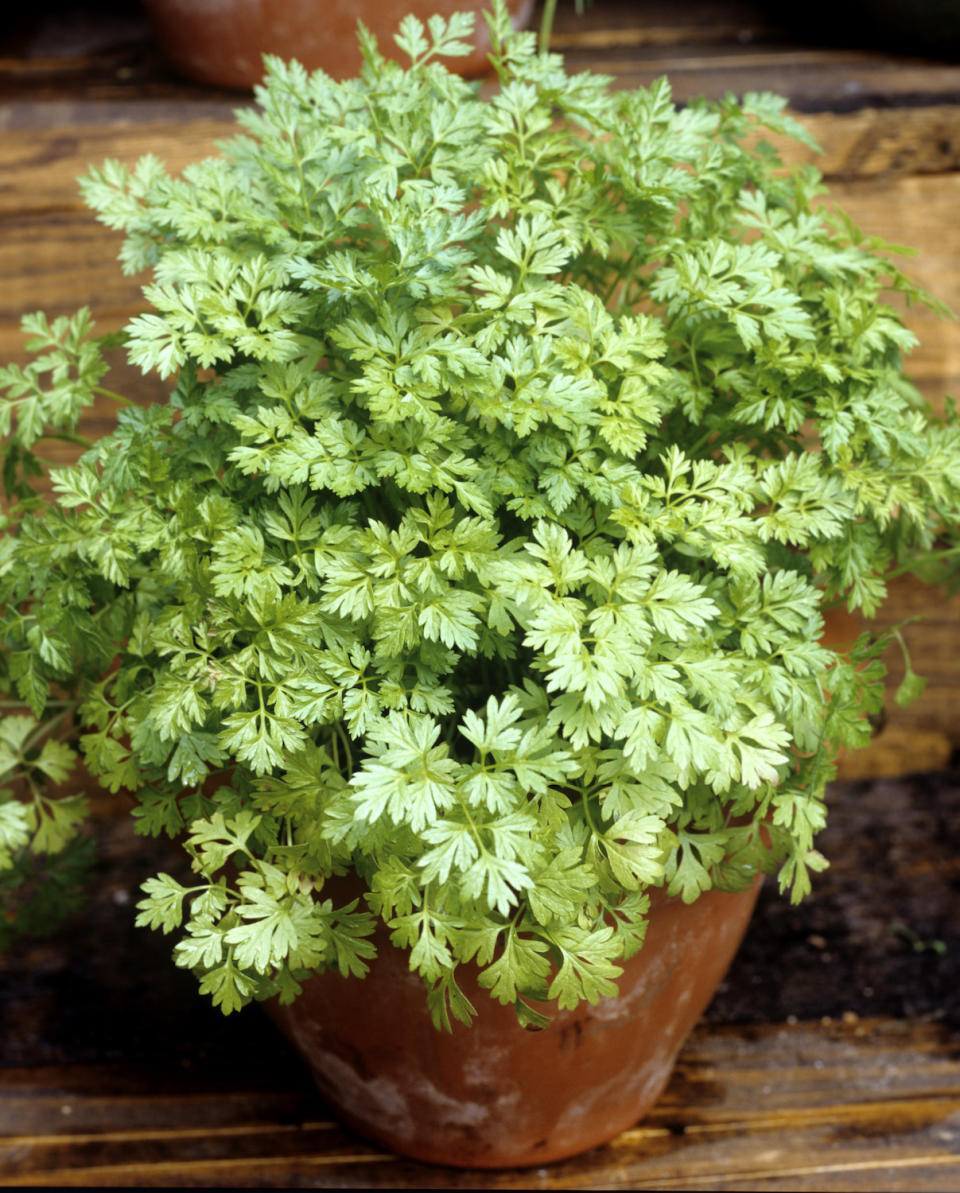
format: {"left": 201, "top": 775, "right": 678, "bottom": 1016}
{"left": 1, "top": 0, "right": 958, "bottom": 1169}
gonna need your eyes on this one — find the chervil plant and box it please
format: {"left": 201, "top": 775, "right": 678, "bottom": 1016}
{"left": 1, "top": 3, "right": 958, "bottom": 1027}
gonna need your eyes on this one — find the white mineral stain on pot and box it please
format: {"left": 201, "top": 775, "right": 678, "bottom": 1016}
{"left": 461, "top": 1043, "right": 511, "bottom": 1084}
{"left": 327, "top": 1048, "right": 495, "bottom": 1132}
{"left": 401, "top": 1072, "right": 494, "bottom": 1126}
{"left": 591, "top": 935, "right": 686, "bottom": 1023}
{"left": 307, "top": 1050, "right": 417, "bottom": 1142}
{"left": 553, "top": 1050, "right": 670, "bottom": 1133}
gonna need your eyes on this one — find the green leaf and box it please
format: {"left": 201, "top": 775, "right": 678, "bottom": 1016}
{"left": 33, "top": 739, "right": 78, "bottom": 784}
{"left": 895, "top": 668, "right": 927, "bottom": 708}
{"left": 477, "top": 926, "right": 551, "bottom": 1004}
{"left": 3, "top": 14, "right": 957, "bottom": 1026}
{"left": 185, "top": 811, "right": 260, "bottom": 875}
{"left": 601, "top": 812, "right": 665, "bottom": 889}
{"left": 0, "top": 798, "right": 31, "bottom": 868}
{"left": 196, "top": 956, "right": 258, "bottom": 1014}
{"left": 173, "top": 915, "right": 226, "bottom": 969}
{"left": 224, "top": 885, "right": 325, "bottom": 973}
{"left": 30, "top": 794, "right": 88, "bottom": 855}
{"left": 135, "top": 872, "right": 190, "bottom": 933}
{"left": 545, "top": 924, "right": 622, "bottom": 1010}
{"left": 664, "top": 828, "right": 729, "bottom": 904}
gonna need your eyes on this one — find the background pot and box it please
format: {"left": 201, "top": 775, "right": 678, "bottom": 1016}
{"left": 143, "top": 0, "right": 536, "bottom": 90}
{"left": 268, "top": 877, "right": 763, "bottom": 1168}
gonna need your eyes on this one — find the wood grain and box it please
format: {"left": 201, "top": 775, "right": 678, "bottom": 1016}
{"left": 833, "top": 578, "right": 960, "bottom": 779}
{"left": 2, "top": 1019, "right": 959, "bottom": 1188}
{"left": 4, "top": 769, "right": 958, "bottom": 1188}
{"left": 7, "top": 0, "right": 960, "bottom": 114}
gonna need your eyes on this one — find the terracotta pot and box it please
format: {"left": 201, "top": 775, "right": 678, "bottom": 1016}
{"left": 268, "top": 877, "right": 762, "bottom": 1168}
{"left": 820, "top": 603, "right": 865, "bottom": 651}
{"left": 143, "top": 0, "right": 536, "bottom": 90}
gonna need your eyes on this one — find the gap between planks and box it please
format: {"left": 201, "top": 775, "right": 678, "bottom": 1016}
{"left": 576, "top": 48, "right": 897, "bottom": 72}
{"left": 6, "top": 1132, "right": 960, "bottom": 1190}
{"left": 547, "top": 25, "right": 784, "bottom": 51}
{"left": 624, "top": 1095, "right": 960, "bottom": 1137}
{"left": 2, "top": 1152, "right": 397, "bottom": 1187}
{"left": 9, "top": 1094, "right": 959, "bottom": 1150}
{"left": 618, "top": 1153, "right": 960, "bottom": 1191}
{"left": 2, "top": 1120, "right": 338, "bottom": 1149}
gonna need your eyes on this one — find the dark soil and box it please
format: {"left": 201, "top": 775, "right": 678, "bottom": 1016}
{"left": 709, "top": 770, "right": 960, "bottom": 1026}
{"left": 3, "top": 770, "right": 959, "bottom": 1070}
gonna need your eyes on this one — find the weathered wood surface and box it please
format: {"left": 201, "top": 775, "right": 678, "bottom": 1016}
{"left": 6, "top": 0, "right": 960, "bottom": 112}
{"left": 2, "top": 1019, "right": 960, "bottom": 1188}
{"left": 3, "top": 771, "right": 959, "bottom": 1189}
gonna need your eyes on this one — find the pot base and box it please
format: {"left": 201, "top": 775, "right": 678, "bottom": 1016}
{"left": 269, "top": 879, "right": 762, "bottom": 1168}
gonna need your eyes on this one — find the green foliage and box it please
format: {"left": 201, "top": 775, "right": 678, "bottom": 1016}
{"left": 1, "top": 2, "right": 959, "bottom": 1024}
{"left": 0, "top": 709, "right": 93, "bottom": 944}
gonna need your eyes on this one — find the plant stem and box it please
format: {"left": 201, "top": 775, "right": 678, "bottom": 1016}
{"left": 580, "top": 787, "right": 600, "bottom": 834}
{"left": 0, "top": 700, "right": 72, "bottom": 711}
{"left": 334, "top": 721, "right": 354, "bottom": 777}
{"left": 39, "top": 431, "right": 94, "bottom": 449}
{"left": 93, "top": 387, "right": 135, "bottom": 408}
{"left": 20, "top": 706, "right": 75, "bottom": 759}
{"left": 539, "top": 0, "right": 559, "bottom": 54}
{"left": 884, "top": 544, "right": 960, "bottom": 583}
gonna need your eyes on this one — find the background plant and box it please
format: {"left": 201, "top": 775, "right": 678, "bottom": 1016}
{"left": 1, "top": 2, "right": 957, "bottom": 1027}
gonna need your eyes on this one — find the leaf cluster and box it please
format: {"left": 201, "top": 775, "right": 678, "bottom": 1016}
{"left": 1, "top": 2, "right": 958, "bottom": 1024}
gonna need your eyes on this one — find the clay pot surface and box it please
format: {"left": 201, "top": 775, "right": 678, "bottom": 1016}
{"left": 144, "top": 0, "right": 535, "bottom": 90}
{"left": 820, "top": 603, "right": 865, "bottom": 650}
{"left": 268, "top": 877, "right": 762, "bottom": 1168}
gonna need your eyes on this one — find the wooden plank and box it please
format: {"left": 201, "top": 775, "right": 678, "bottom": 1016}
{"left": 0, "top": 1078, "right": 319, "bottom": 1136}
{"left": 6, "top": 0, "right": 960, "bottom": 115}
{"left": 548, "top": 0, "right": 781, "bottom": 43}
{"left": 2, "top": 774, "right": 959, "bottom": 1187}
{"left": 3, "top": 1020, "right": 959, "bottom": 1188}
{"left": 547, "top": 1, "right": 960, "bottom": 112}
{"left": 802, "top": 107, "right": 960, "bottom": 181}
{"left": 562, "top": 43, "right": 960, "bottom": 112}
{"left": 0, "top": 118, "right": 237, "bottom": 213}
{"left": 832, "top": 577, "right": 960, "bottom": 779}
